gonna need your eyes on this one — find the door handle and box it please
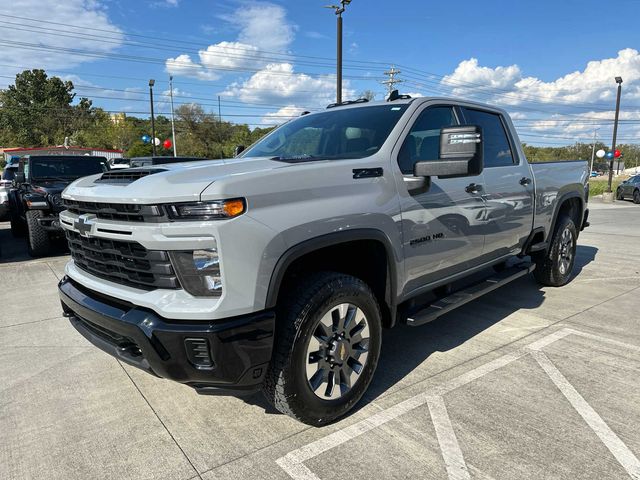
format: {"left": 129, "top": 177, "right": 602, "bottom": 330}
{"left": 520, "top": 177, "right": 532, "bottom": 186}
{"left": 465, "top": 183, "right": 482, "bottom": 194}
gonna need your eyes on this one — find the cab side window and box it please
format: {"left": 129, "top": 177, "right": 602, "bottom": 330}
{"left": 398, "top": 106, "right": 458, "bottom": 175}
{"left": 461, "top": 108, "right": 514, "bottom": 167}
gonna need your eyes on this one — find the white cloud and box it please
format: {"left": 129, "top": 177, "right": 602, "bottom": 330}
{"left": 165, "top": 2, "right": 296, "bottom": 81}
{"left": 222, "top": 2, "right": 295, "bottom": 53}
{"left": 0, "top": 1, "right": 123, "bottom": 78}
{"left": 223, "top": 62, "right": 352, "bottom": 107}
{"left": 261, "top": 105, "right": 306, "bottom": 125}
{"left": 166, "top": 54, "right": 220, "bottom": 80}
{"left": 440, "top": 49, "right": 640, "bottom": 144}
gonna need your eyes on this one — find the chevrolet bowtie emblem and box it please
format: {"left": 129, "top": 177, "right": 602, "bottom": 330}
{"left": 74, "top": 214, "right": 95, "bottom": 237}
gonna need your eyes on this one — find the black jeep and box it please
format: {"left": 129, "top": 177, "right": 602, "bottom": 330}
{"left": 9, "top": 155, "right": 109, "bottom": 257}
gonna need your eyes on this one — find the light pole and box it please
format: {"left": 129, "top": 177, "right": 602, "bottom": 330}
{"left": 607, "top": 76, "right": 623, "bottom": 193}
{"left": 589, "top": 127, "right": 599, "bottom": 174}
{"left": 149, "top": 79, "right": 157, "bottom": 157}
{"left": 169, "top": 76, "right": 177, "bottom": 157}
{"left": 325, "top": 0, "right": 351, "bottom": 104}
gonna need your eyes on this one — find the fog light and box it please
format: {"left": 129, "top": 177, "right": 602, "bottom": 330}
{"left": 169, "top": 247, "right": 223, "bottom": 297}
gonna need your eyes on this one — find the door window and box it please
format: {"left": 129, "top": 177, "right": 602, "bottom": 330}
{"left": 397, "top": 106, "right": 458, "bottom": 174}
{"left": 462, "top": 109, "right": 514, "bottom": 167}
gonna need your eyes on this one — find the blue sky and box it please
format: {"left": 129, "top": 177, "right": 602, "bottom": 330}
{"left": 1, "top": 0, "right": 640, "bottom": 145}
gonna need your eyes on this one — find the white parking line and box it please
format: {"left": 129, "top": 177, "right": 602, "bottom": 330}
{"left": 276, "top": 328, "right": 640, "bottom": 480}
{"left": 427, "top": 395, "right": 470, "bottom": 480}
{"left": 533, "top": 350, "right": 640, "bottom": 480}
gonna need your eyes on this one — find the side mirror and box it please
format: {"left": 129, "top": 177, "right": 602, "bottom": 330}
{"left": 414, "top": 125, "right": 483, "bottom": 178}
{"left": 234, "top": 145, "right": 246, "bottom": 157}
{"left": 14, "top": 172, "right": 25, "bottom": 184}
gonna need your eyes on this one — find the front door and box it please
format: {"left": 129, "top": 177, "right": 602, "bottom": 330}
{"left": 459, "top": 107, "right": 535, "bottom": 260}
{"left": 394, "top": 104, "right": 487, "bottom": 295}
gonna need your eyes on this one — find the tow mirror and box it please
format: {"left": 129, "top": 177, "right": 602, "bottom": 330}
{"left": 414, "top": 125, "right": 483, "bottom": 178}
{"left": 234, "top": 145, "right": 246, "bottom": 157}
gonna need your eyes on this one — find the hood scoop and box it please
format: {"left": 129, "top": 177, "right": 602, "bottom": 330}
{"left": 96, "top": 168, "right": 166, "bottom": 185}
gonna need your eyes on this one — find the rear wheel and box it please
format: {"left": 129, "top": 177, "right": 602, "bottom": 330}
{"left": 634, "top": 189, "right": 640, "bottom": 204}
{"left": 26, "top": 210, "right": 51, "bottom": 257}
{"left": 616, "top": 188, "right": 625, "bottom": 200}
{"left": 533, "top": 215, "right": 577, "bottom": 287}
{"left": 263, "top": 272, "right": 382, "bottom": 426}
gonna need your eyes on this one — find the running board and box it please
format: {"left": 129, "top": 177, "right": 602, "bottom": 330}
{"left": 406, "top": 263, "right": 536, "bottom": 327}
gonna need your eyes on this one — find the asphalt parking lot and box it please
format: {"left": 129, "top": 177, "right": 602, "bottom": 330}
{"left": 1, "top": 199, "right": 639, "bottom": 480}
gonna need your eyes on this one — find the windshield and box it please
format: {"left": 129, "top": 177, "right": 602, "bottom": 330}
{"left": 30, "top": 157, "right": 108, "bottom": 180}
{"left": 242, "top": 104, "right": 409, "bottom": 161}
{"left": 112, "top": 158, "right": 129, "bottom": 165}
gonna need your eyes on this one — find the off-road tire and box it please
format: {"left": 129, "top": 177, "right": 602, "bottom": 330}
{"left": 634, "top": 189, "right": 640, "bottom": 204}
{"left": 262, "top": 272, "right": 382, "bottom": 426}
{"left": 26, "top": 210, "right": 51, "bottom": 257}
{"left": 533, "top": 214, "right": 577, "bottom": 287}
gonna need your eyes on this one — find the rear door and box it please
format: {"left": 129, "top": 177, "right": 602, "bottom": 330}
{"left": 460, "top": 107, "right": 535, "bottom": 260}
{"left": 394, "top": 103, "right": 487, "bottom": 294}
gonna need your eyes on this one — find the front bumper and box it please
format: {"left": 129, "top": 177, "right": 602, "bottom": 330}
{"left": 59, "top": 276, "right": 275, "bottom": 395}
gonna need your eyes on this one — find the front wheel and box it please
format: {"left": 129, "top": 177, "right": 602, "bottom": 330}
{"left": 533, "top": 215, "right": 577, "bottom": 287}
{"left": 263, "top": 272, "right": 382, "bottom": 426}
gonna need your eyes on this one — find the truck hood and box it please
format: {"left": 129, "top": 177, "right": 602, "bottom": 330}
{"left": 62, "top": 157, "right": 286, "bottom": 204}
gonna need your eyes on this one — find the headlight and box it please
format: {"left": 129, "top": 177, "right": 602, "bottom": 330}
{"left": 169, "top": 247, "right": 222, "bottom": 297}
{"left": 168, "top": 198, "right": 245, "bottom": 220}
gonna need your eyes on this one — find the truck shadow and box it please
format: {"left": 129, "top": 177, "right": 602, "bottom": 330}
{"left": 0, "top": 222, "right": 69, "bottom": 263}
{"left": 245, "top": 244, "right": 598, "bottom": 418}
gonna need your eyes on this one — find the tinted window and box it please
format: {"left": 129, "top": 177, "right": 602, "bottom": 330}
{"left": 462, "top": 109, "right": 514, "bottom": 167}
{"left": 30, "top": 157, "right": 108, "bottom": 179}
{"left": 243, "top": 105, "right": 409, "bottom": 161}
{"left": 398, "top": 106, "right": 458, "bottom": 174}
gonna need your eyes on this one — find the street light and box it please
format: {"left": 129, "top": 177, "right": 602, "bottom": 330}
{"left": 607, "top": 76, "right": 623, "bottom": 193}
{"left": 149, "top": 79, "right": 157, "bottom": 157}
{"left": 325, "top": 0, "right": 351, "bottom": 104}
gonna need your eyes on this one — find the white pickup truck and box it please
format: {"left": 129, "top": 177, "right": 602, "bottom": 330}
{"left": 58, "top": 95, "right": 589, "bottom": 425}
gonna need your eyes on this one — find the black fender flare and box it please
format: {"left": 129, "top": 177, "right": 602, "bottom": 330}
{"left": 265, "top": 228, "right": 399, "bottom": 327}
{"left": 547, "top": 191, "right": 584, "bottom": 241}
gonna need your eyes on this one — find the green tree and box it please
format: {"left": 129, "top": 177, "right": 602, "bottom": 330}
{"left": 0, "top": 69, "right": 82, "bottom": 146}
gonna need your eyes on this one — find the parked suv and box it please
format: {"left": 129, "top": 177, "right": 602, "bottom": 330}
{"left": 58, "top": 95, "right": 589, "bottom": 425}
{"left": 9, "top": 155, "right": 109, "bottom": 256}
{"left": 0, "top": 165, "right": 17, "bottom": 220}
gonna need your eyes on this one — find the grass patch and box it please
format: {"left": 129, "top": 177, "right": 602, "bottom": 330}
{"left": 589, "top": 177, "right": 623, "bottom": 197}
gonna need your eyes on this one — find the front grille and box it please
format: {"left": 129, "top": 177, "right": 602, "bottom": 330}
{"left": 63, "top": 199, "right": 167, "bottom": 223}
{"left": 96, "top": 169, "right": 165, "bottom": 184}
{"left": 66, "top": 230, "right": 179, "bottom": 290}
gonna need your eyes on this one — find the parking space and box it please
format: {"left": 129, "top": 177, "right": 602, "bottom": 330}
{"left": 1, "top": 199, "right": 639, "bottom": 480}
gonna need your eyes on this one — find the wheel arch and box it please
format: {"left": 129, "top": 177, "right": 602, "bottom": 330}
{"left": 547, "top": 191, "right": 584, "bottom": 242}
{"left": 266, "top": 229, "right": 399, "bottom": 328}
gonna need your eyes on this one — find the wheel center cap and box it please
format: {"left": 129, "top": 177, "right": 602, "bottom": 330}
{"left": 329, "top": 339, "right": 349, "bottom": 363}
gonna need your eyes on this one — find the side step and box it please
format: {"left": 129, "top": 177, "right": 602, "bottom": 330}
{"left": 406, "top": 262, "right": 536, "bottom": 327}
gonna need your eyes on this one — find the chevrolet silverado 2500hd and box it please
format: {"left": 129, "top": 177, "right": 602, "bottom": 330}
{"left": 58, "top": 95, "right": 589, "bottom": 425}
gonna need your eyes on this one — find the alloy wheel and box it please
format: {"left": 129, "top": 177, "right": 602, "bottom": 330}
{"left": 304, "top": 303, "right": 370, "bottom": 400}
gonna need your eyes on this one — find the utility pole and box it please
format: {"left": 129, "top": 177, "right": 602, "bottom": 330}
{"left": 607, "top": 76, "right": 623, "bottom": 193}
{"left": 325, "top": 0, "right": 351, "bottom": 104}
{"left": 149, "top": 79, "right": 157, "bottom": 156}
{"left": 589, "top": 127, "right": 599, "bottom": 174}
{"left": 169, "top": 76, "right": 177, "bottom": 157}
{"left": 382, "top": 66, "right": 404, "bottom": 98}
